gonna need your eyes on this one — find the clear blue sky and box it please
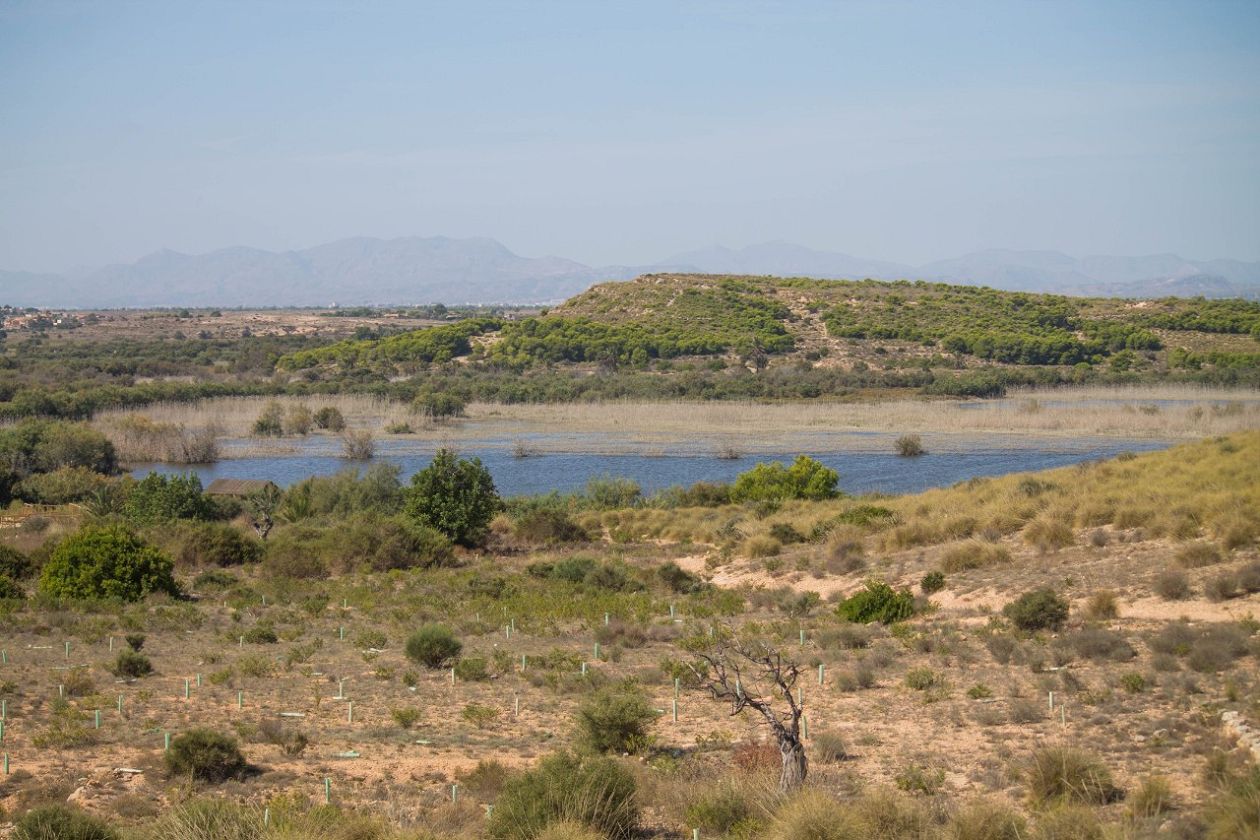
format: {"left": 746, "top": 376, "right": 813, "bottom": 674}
{"left": 2, "top": 0, "right": 1257, "bottom": 271}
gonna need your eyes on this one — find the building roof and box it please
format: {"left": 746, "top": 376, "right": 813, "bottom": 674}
{"left": 204, "top": 478, "right": 278, "bottom": 496}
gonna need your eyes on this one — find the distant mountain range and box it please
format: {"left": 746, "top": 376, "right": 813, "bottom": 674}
{"left": 2, "top": 236, "right": 1257, "bottom": 307}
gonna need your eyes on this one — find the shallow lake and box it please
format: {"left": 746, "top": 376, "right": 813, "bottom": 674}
{"left": 131, "top": 437, "right": 1169, "bottom": 497}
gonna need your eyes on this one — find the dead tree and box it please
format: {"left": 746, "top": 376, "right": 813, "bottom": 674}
{"left": 686, "top": 634, "right": 807, "bottom": 791}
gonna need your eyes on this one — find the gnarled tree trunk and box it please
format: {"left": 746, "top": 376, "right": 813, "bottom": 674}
{"left": 778, "top": 734, "right": 808, "bottom": 791}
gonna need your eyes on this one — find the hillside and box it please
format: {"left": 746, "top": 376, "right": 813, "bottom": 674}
{"left": 279, "top": 274, "right": 1260, "bottom": 397}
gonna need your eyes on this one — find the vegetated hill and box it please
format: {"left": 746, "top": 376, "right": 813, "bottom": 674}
{"left": 664, "top": 243, "right": 1260, "bottom": 299}
{"left": 279, "top": 274, "right": 1260, "bottom": 396}
{"left": 0, "top": 236, "right": 631, "bottom": 308}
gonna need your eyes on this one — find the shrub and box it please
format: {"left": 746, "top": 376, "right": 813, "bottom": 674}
{"left": 535, "top": 822, "right": 604, "bottom": 840}
{"left": 836, "top": 580, "right": 916, "bottom": 624}
{"left": 920, "top": 570, "right": 946, "bottom": 594}
{"left": 1024, "top": 746, "right": 1121, "bottom": 806}
{"left": 15, "top": 466, "right": 109, "bottom": 505}
{"left": 1203, "top": 766, "right": 1260, "bottom": 840}
{"left": 340, "top": 430, "right": 375, "bottom": 460}
{"left": 241, "top": 626, "right": 277, "bottom": 644}
{"left": 0, "top": 574, "right": 24, "bottom": 600}
{"left": 1033, "top": 805, "right": 1104, "bottom": 840}
{"left": 1120, "top": 672, "right": 1146, "bottom": 693}
{"left": 1023, "top": 518, "right": 1074, "bottom": 552}
{"left": 1187, "top": 624, "right": 1250, "bottom": 672}
{"left": 940, "top": 541, "right": 1011, "bottom": 572}
{"left": 894, "top": 434, "right": 925, "bottom": 457}
{"left": 1003, "top": 588, "right": 1068, "bottom": 632}
{"left": 123, "top": 472, "right": 214, "bottom": 524}
{"left": 125, "top": 633, "right": 145, "bottom": 651}
{"left": 415, "top": 391, "right": 467, "bottom": 419}
{"left": 1085, "top": 590, "right": 1119, "bottom": 620}
{"left": 1064, "top": 627, "right": 1135, "bottom": 662}
{"left": 454, "top": 656, "right": 491, "bottom": 682}
{"left": 584, "top": 475, "right": 642, "bottom": 509}
{"left": 515, "top": 509, "right": 589, "bottom": 544}
{"left": 1176, "top": 542, "right": 1223, "bottom": 568}
{"left": 251, "top": 401, "right": 284, "bottom": 436}
{"left": 576, "top": 681, "right": 655, "bottom": 754}
{"left": 392, "top": 707, "right": 423, "bottom": 729}
{"left": 176, "top": 522, "right": 262, "bottom": 567}
{"left": 1205, "top": 572, "right": 1239, "bottom": 602}
{"left": 111, "top": 650, "right": 153, "bottom": 678}
{"left": 404, "top": 448, "right": 500, "bottom": 547}
{"left": 1236, "top": 561, "right": 1260, "bottom": 595}
{"left": 744, "top": 535, "right": 781, "bottom": 558}
{"left": 1154, "top": 568, "right": 1191, "bottom": 600}
{"left": 0, "top": 544, "right": 32, "bottom": 579}
{"left": 904, "top": 668, "right": 939, "bottom": 691}
{"left": 147, "top": 799, "right": 263, "bottom": 840}
{"left": 1130, "top": 775, "right": 1174, "bottom": 820}
{"left": 282, "top": 404, "right": 313, "bottom": 435}
{"left": 13, "top": 804, "right": 118, "bottom": 840}
{"left": 684, "top": 784, "right": 756, "bottom": 835}
{"left": 813, "top": 730, "right": 848, "bottom": 763}
{"left": 731, "top": 455, "right": 840, "bottom": 502}
{"left": 946, "top": 798, "right": 1027, "bottom": 840}
{"left": 38, "top": 524, "right": 179, "bottom": 602}
{"left": 164, "top": 728, "right": 247, "bottom": 783}
{"left": 405, "top": 624, "right": 462, "bottom": 668}
{"left": 488, "top": 751, "right": 638, "bottom": 840}
{"left": 313, "top": 406, "right": 346, "bottom": 431}
{"left": 764, "top": 789, "right": 860, "bottom": 840}
{"left": 657, "top": 561, "right": 702, "bottom": 594}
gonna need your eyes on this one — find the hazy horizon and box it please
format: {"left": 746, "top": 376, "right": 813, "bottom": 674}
{"left": 3, "top": 0, "right": 1259, "bottom": 274}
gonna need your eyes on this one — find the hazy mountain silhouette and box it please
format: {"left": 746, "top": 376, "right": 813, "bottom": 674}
{"left": 1, "top": 237, "right": 1257, "bottom": 307}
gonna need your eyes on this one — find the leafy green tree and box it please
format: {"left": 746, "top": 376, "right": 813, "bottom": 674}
{"left": 731, "top": 455, "right": 839, "bottom": 502}
{"left": 404, "top": 448, "right": 500, "bottom": 547}
{"left": 123, "top": 473, "right": 214, "bottom": 524}
{"left": 576, "top": 681, "right": 656, "bottom": 754}
{"left": 1004, "top": 587, "right": 1069, "bottom": 632}
{"left": 39, "top": 524, "right": 179, "bottom": 601}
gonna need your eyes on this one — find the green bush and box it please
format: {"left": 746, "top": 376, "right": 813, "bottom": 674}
{"left": 251, "top": 401, "right": 284, "bottom": 436}
{"left": 685, "top": 784, "right": 756, "bottom": 835}
{"left": 405, "top": 624, "right": 462, "bottom": 668}
{"left": 404, "top": 448, "right": 500, "bottom": 547}
{"left": 454, "top": 656, "right": 491, "bottom": 682}
{"left": 584, "top": 475, "right": 642, "bottom": 509}
{"left": 242, "top": 626, "right": 278, "bottom": 644}
{"left": 123, "top": 472, "right": 215, "bottom": 524}
{"left": 488, "top": 751, "right": 638, "bottom": 840}
{"left": 147, "top": 799, "right": 263, "bottom": 840}
{"left": 945, "top": 798, "right": 1027, "bottom": 840}
{"left": 514, "top": 509, "right": 590, "bottom": 544}
{"left": 176, "top": 522, "right": 262, "bottom": 567}
{"left": 657, "top": 561, "right": 703, "bottom": 594}
{"left": 0, "top": 544, "right": 33, "bottom": 579}
{"left": 731, "top": 455, "right": 839, "bottom": 502}
{"left": 1203, "top": 766, "right": 1260, "bottom": 840}
{"left": 313, "top": 406, "right": 346, "bottom": 431}
{"left": 894, "top": 434, "right": 925, "bottom": 457}
{"left": 920, "top": 570, "right": 946, "bottom": 594}
{"left": 1003, "top": 587, "right": 1069, "bottom": 632}
{"left": 111, "top": 650, "right": 153, "bottom": 678}
{"left": 1154, "top": 568, "right": 1191, "bottom": 600}
{"left": 15, "top": 466, "right": 110, "bottom": 505}
{"left": 575, "top": 681, "right": 655, "bottom": 754}
{"left": 764, "top": 789, "right": 860, "bottom": 840}
{"left": 836, "top": 579, "right": 916, "bottom": 624}
{"left": 38, "top": 524, "right": 179, "bottom": 602}
{"left": 0, "top": 574, "right": 24, "bottom": 600}
{"left": 13, "top": 804, "right": 118, "bottom": 840}
{"left": 164, "top": 728, "right": 247, "bottom": 783}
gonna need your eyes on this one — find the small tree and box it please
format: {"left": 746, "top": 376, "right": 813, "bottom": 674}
{"left": 243, "top": 484, "right": 281, "bottom": 541}
{"left": 404, "top": 448, "right": 500, "bottom": 547}
{"left": 123, "top": 473, "right": 214, "bottom": 524}
{"left": 1004, "top": 587, "right": 1069, "bottom": 632}
{"left": 576, "top": 682, "right": 655, "bottom": 754}
{"left": 164, "top": 728, "right": 247, "bottom": 782}
{"left": 731, "top": 456, "right": 839, "bottom": 503}
{"left": 685, "top": 631, "right": 807, "bottom": 791}
{"left": 39, "top": 525, "right": 179, "bottom": 602}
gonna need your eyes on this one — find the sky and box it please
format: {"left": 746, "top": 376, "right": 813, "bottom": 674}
{"left": 1, "top": 0, "right": 1258, "bottom": 273}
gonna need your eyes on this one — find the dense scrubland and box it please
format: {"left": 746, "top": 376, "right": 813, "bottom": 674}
{"left": 0, "top": 276, "right": 1258, "bottom": 839}
{"left": 0, "top": 423, "right": 1256, "bottom": 838}
{"left": 3, "top": 276, "right": 1260, "bottom": 423}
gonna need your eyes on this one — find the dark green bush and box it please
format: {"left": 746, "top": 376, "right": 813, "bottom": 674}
{"left": 657, "top": 561, "right": 703, "bottom": 594}
{"left": 241, "top": 626, "right": 278, "bottom": 644}
{"left": 836, "top": 579, "right": 916, "bottom": 624}
{"left": 123, "top": 472, "right": 215, "bottom": 524}
{"left": 164, "top": 728, "right": 247, "bottom": 782}
{"left": 313, "top": 406, "right": 346, "bottom": 431}
{"left": 575, "top": 681, "right": 655, "bottom": 754}
{"left": 405, "top": 624, "right": 462, "bottom": 668}
{"left": 38, "top": 524, "right": 179, "bottom": 602}
{"left": 454, "top": 656, "right": 491, "bottom": 682}
{"left": 13, "top": 804, "right": 118, "bottom": 840}
{"left": 0, "top": 573, "right": 24, "bottom": 600}
{"left": 125, "top": 633, "right": 145, "bottom": 652}
{"left": 1003, "top": 587, "right": 1069, "bottom": 632}
{"left": 488, "top": 751, "right": 638, "bottom": 840}
{"left": 176, "top": 522, "right": 262, "bottom": 567}
{"left": 404, "top": 448, "right": 500, "bottom": 547}
{"left": 584, "top": 475, "right": 643, "bottom": 510}
{"left": 920, "top": 570, "right": 946, "bottom": 594}
{"left": 0, "top": 544, "right": 33, "bottom": 579}
{"left": 111, "top": 650, "right": 153, "bottom": 678}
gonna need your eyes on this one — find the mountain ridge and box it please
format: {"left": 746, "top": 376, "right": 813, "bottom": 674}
{"left": 2, "top": 236, "right": 1258, "bottom": 308}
